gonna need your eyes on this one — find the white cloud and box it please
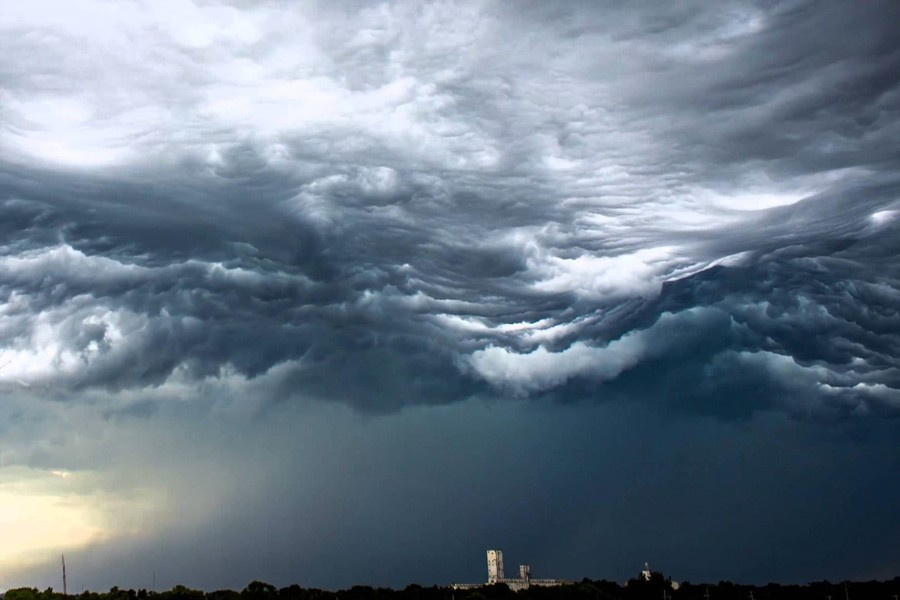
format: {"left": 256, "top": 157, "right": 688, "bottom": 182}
{"left": 465, "top": 331, "right": 647, "bottom": 395}
{"left": 529, "top": 246, "right": 682, "bottom": 301}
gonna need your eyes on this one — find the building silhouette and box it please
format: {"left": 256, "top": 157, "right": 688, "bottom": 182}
{"left": 452, "top": 549, "right": 568, "bottom": 591}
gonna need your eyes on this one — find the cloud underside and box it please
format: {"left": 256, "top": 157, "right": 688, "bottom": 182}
{"left": 1, "top": 0, "right": 899, "bottom": 420}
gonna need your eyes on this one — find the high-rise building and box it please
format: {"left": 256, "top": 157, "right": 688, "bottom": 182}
{"left": 487, "top": 549, "right": 504, "bottom": 583}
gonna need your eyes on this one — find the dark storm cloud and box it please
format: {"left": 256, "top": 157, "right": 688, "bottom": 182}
{"left": 6, "top": 157, "right": 892, "bottom": 416}
{"left": 1, "top": 0, "right": 899, "bottom": 420}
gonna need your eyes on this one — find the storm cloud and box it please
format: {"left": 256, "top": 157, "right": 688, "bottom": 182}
{"left": 1, "top": 0, "right": 899, "bottom": 591}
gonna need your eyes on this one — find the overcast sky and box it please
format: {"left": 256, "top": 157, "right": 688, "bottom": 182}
{"left": 1, "top": 0, "right": 899, "bottom": 592}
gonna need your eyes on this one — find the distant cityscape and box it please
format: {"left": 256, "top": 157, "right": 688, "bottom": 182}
{"left": 451, "top": 549, "right": 569, "bottom": 591}
{"left": 1, "top": 552, "right": 898, "bottom": 600}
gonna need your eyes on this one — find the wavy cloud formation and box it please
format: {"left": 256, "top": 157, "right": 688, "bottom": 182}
{"left": 1, "top": 0, "right": 899, "bottom": 421}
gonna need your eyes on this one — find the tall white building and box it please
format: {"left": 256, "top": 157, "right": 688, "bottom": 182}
{"left": 487, "top": 549, "right": 504, "bottom": 583}
{"left": 452, "top": 549, "right": 567, "bottom": 591}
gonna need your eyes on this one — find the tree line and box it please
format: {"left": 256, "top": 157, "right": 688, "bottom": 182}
{"left": 4, "top": 572, "right": 900, "bottom": 600}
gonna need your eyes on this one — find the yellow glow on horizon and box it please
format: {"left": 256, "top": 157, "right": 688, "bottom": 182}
{"left": 0, "top": 467, "right": 109, "bottom": 584}
{"left": 0, "top": 464, "right": 166, "bottom": 589}
{"left": 0, "top": 489, "right": 104, "bottom": 554}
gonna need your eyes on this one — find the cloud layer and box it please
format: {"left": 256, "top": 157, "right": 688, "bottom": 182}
{"left": 3, "top": 0, "right": 899, "bottom": 419}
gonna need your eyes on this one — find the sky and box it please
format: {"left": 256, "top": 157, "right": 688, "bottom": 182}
{"left": 1, "top": 0, "right": 899, "bottom": 592}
